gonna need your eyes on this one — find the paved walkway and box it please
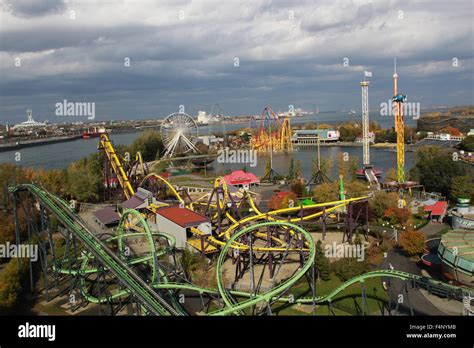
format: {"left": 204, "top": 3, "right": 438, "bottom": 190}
{"left": 379, "top": 222, "right": 456, "bottom": 315}
{"left": 419, "top": 221, "right": 450, "bottom": 238}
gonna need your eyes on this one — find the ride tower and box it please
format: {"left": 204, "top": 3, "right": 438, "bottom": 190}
{"left": 392, "top": 58, "right": 406, "bottom": 185}
{"left": 357, "top": 72, "right": 381, "bottom": 189}
{"left": 360, "top": 80, "right": 370, "bottom": 168}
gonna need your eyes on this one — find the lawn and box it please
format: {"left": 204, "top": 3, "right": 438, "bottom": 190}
{"left": 409, "top": 215, "right": 429, "bottom": 230}
{"left": 433, "top": 227, "right": 451, "bottom": 237}
{"left": 271, "top": 273, "right": 388, "bottom": 316}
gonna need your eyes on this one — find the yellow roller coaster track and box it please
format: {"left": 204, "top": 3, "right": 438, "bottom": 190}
{"left": 139, "top": 173, "right": 185, "bottom": 206}
{"left": 98, "top": 132, "right": 135, "bottom": 200}
{"left": 99, "top": 133, "right": 368, "bottom": 254}
{"left": 187, "top": 177, "right": 368, "bottom": 252}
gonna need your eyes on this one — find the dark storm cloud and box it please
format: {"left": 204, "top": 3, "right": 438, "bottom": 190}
{"left": 0, "top": 23, "right": 156, "bottom": 52}
{"left": 0, "top": 0, "right": 472, "bottom": 123}
{"left": 1, "top": 0, "right": 66, "bottom": 18}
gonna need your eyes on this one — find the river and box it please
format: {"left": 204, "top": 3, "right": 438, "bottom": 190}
{"left": 0, "top": 111, "right": 417, "bottom": 178}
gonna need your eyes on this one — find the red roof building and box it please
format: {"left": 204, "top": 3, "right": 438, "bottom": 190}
{"left": 440, "top": 126, "right": 463, "bottom": 136}
{"left": 154, "top": 206, "right": 211, "bottom": 249}
{"left": 155, "top": 206, "right": 209, "bottom": 228}
{"left": 424, "top": 201, "right": 448, "bottom": 221}
{"left": 223, "top": 170, "right": 260, "bottom": 186}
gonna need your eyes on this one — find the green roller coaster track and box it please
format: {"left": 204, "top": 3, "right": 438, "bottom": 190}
{"left": 10, "top": 184, "right": 472, "bottom": 316}
{"left": 10, "top": 184, "right": 180, "bottom": 316}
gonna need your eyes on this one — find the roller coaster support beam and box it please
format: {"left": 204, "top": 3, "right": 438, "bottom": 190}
{"left": 38, "top": 203, "right": 50, "bottom": 301}
{"left": 12, "top": 192, "right": 21, "bottom": 272}
{"left": 343, "top": 199, "right": 369, "bottom": 244}
{"left": 405, "top": 280, "right": 415, "bottom": 316}
{"left": 360, "top": 283, "right": 368, "bottom": 315}
{"left": 311, "top": 260, "right": 316, "bottom": 314}
{"left": 11, "top": 184, "right": 179, "bottom": 316}
{"left": 205, "top": 187, "right": 223, "bottom": 233}
{"left": 322, "top": 207, "right": 327, "bottom": 241}
{"left": 18, "top": 192, "right": 35, "bottom": 294}
{"left": 267, "top": 224, "right": 274, "bottom": 278}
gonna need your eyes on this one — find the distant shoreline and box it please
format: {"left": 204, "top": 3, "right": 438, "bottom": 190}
{"left": 0, "top": 134, "right": 82, "bottom": 153}
{"left": 0, "top": 127, "right": 149, "bottom": 153}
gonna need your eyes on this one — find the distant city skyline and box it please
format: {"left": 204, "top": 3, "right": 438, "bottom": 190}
{"left": 1, "top": 0, "right": 473, "bottom": 124}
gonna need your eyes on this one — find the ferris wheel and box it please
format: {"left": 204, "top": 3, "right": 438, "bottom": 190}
{"left": 160, "top": 112, "right": 198, "bottom": 158}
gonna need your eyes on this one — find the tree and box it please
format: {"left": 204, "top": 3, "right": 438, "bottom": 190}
{"left": 399, "top": 230, "right": 426, "bottom": 256}
{"left": 290, "top": 181, "right": 304, "bottom": 197}
{"left": 153, "top": 161, "right": 169, "bottom": 174}
{"left": 348, "top": 155, "right": 359, "bottom": 180}
{"left": 0, "top": 209, "right": 28, "bottom": 245}
{"left": 369, "top": 121, "right": 381, "bottom": 132}
{"left": 319, "top": 156, "right": 333, "bottom": 178}
{"left": 114, "top": 144, "right": 130, "bottom": 159}
{"left": 409, "top": 146, "right": 466, "bottom": 197}
{"left": 345, "top": 180, "right": 368, "bottom": 198}
{"left": 337, "top": 152, "right": 348, "bottom": 178}
{"left": 314, "top": 240, "right": 331, "bottom": 281}
{"left": 384, "top": 207, "right": 411, "bottom": 227}
{"left": 0, "top": 257, "right": 30, "bottom": 313}
{"left": 302, "top": 122, "right": 318, "bottom": 130}
{"left": 130, "top": 130, "right": 164, "bottom": 161}
{"left": 66, "top": 157, "right": 101, "bottom": 202}
{"left": 331, "top": 258, "right": 370, "bottom": 281}
{"left": 375, "top": 128, "right": 397, "bottom": 143}
{"left": 0, "top": 164, "right": 31, "bottom": 209}
{"left": 288, "top": 158, "right": 295, "bottom": 180}
{"left": 338, "top": 124, "right": 360, "bottom": 142}
{"left": 313, "top": 182, "right": 339, "bottom": 203}
{"left": 295, "top": 160, "right": 302, "bottom": 179}
{"left": 180, "top": 248, "right": 204, "bottom": 280}
{"left": 37, "top": 168, "right": 68, "bottom": 196}
{"left": 450, "top": 175, "right": 474, "bottom": 201}
{"left": 385, "top": 168, "right": 397, "bottom": 182}
{"left": 369, "top": 191, "right": 399, "bottom": 221}
{"left": 268, "top": 191, "right": 298, "bottom": 210}
{"left": 404, "top": 126, "right": 417, "bottom": 144}
{"left": 458, "top": 135, "right": 474, "bottom": 152}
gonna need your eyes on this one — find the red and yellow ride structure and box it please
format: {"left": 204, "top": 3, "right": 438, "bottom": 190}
{"left": 250, "top": 106, "right": 293, "bottom": 153}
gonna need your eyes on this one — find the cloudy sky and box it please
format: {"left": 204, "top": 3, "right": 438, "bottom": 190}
{"left": 0, "top": 0, "right": 473, "bottom": 124}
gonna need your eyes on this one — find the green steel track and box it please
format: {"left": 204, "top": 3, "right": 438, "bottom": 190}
{"left": 10, "top": 184, "right": 181, "bottom": 316}
{"left": 10, "top": 184, "right": 472, "bottom": 316}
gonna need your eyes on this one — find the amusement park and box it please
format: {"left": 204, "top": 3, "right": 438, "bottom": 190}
{"left": 1, "top": 63, "right": 473, "bottom": 322}
{"left": 1, "top": 0, "right": 474, "bottom": 345}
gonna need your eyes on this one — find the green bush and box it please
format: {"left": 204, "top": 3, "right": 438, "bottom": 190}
{"left": 314, "top": 240, "right": 331, "bottom": 281}
{"left": 66, "top": 156, "right": 102, "bottom": 202}
{"left": 458, "top": 135, "right": 474, "bottom": 152}
{"left": 0, "top": 257, "right": 30, "bottom": 313}
{"left": 330, "top": 258, "right": 371, "bottom": 282}
{"left": 130, "top": 130, "right": 164, "bottom": 161}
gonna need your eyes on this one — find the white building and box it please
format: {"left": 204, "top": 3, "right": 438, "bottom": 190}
{"left": 197, "top": 135, "right": 223, "bottom": 146}
{"left": 197, "top": 111, "right": 210, "bottom": 124}
{"left": 355, "top": 131, "right": 375, "bottom": 143}
{"left": 151, "top": 206, "right": 211, "bottom": 249}
{"left": 12, "top": 109, "right": 46, "bottom": 130}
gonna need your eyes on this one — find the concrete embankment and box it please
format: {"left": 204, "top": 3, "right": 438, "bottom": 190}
{"left": 298, "top": 141, "right": 397, "bottom": 149}
{"left": 0, "top": 135, "right": 82, "bottom": 152}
